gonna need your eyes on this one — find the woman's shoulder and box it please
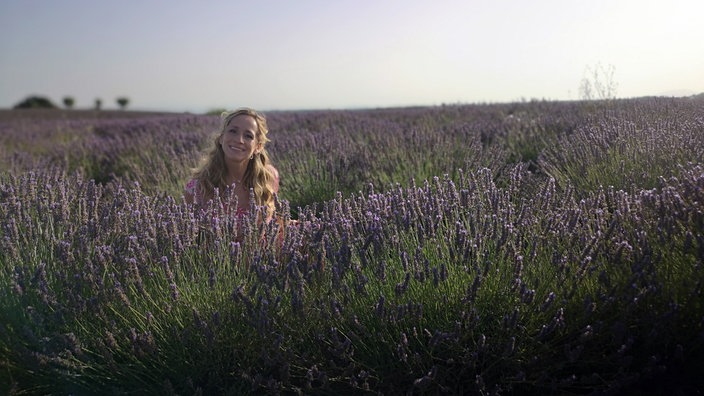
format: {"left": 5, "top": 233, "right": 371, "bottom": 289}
{"left": 266, "top": 164, "right": 279, "bottom": 179}
{"left": 266, "top": 164, "right": 279, "bottom": 193}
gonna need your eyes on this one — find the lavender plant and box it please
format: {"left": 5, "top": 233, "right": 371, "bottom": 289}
{"left": 538, "top": 97, "right": 704, "bottom": 195}
{"left": 1, "top": 98, "right": 703, "bottom": 394}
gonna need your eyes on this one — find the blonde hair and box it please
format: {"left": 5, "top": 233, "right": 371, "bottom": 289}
{"left": 191, "top": 108, "right": 276, "bottom": 214}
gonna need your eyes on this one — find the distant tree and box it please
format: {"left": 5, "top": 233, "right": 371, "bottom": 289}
{"left": 13, "top": 95, "right": 58, "bottom": 109}
{"left": 116, "top": 97, "right": 130, "bottom": 110}
{"left": 95, "top": 98, "right": 102, "bottom": 111}
{"left": 579, "top": 62, "right": 618, "bottom": 101}
{"left": 63, "top": 96, "right": 75, "bottom": 109}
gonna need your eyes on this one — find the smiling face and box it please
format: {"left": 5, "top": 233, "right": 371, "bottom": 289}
{"left": 219, "top": 114, "right": 261, "bottom": 165}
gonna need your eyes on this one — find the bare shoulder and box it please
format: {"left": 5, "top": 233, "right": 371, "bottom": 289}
{"left": 266, "top": 164, "right": 279, "bottom": 179}
{"left": 266, "top": 164, "right": 280, "bottom": 193}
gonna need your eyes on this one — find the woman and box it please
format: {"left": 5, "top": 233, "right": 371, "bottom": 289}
{"left": 184, "top": 108, "right": 279, "bottom": 224}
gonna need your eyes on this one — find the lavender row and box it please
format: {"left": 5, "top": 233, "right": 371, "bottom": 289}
{"left": 2, "top": 98, "right": 702, "bottom": 209}
{"left": 2, "top": 158, "right": 703, "bottom": 393}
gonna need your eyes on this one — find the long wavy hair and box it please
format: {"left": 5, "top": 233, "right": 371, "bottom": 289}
{"left": 191, "top": 108, "right": 276, "bottom": 214}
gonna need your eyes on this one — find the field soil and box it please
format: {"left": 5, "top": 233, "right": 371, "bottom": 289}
{"left": 0, "top": 109, "right": 187, "bottom": 122}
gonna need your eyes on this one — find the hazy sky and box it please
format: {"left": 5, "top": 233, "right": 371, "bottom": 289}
{"left": 1, "top": 0, "right": 702, "bottom": 112}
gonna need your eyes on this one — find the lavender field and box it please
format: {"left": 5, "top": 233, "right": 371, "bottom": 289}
{"left": 1, "top": 98, "right": 703, "bottom": 394}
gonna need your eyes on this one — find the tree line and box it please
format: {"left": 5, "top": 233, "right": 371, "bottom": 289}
{"left": 13, "top": 95, "right": 130, "bottom": 110}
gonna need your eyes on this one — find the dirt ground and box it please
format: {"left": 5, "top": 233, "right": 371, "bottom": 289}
{"left": 0, "top": 109, "right": 187, "bottom": 122}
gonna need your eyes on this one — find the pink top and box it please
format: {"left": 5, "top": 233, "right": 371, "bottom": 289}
{"left": 184, "top": 178, "right": 198, "bottom": 195}
{"left": 184, "top": 178, "right": 247, "bottom": 213}
{"left": 185, "top": 166, "right": 279, "bottom": 219}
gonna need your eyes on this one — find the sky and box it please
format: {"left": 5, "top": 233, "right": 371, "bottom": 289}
{"left": 1, "top": 0, "right": 703, "bottom": 113}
